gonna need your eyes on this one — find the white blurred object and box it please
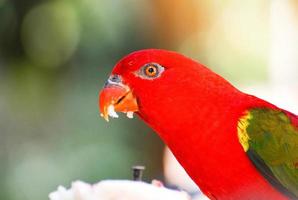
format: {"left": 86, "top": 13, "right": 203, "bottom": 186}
{"left": 164, "top": 147, "right": 198, "bottom": 192}
{"left": 164, "top": 147, "right": 209, "bottom": 200}
{"left": 49, "top": 180, "right": 191, "bottom": 200}
{"left": 268, "top": 0, "right": 298, "bottom": 114}
{"left": 270, "top": 0, "right": 298, "bottom": 87}
{"left": 240, "top": 0, "right": 298, "bottom": 114}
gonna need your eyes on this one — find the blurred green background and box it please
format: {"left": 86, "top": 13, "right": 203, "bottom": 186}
{"left": 0, "top": 0, "right": 297, "bottom": 199}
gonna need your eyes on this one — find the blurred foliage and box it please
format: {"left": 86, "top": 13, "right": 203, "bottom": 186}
{"left": 0, "top": 0, "right": 276, "bottom": 199}
{"left": 0, "top": 1, "right": 163, "bottom": 200}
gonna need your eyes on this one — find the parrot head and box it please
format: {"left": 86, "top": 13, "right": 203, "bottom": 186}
{"left": 99, "top": 49, "right": 204, "bottom": 122}
{"left": 99, "top": 49, "right": 236, "bottom": 128}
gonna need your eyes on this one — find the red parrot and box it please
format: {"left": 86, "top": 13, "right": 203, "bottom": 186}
{"left": 99, "top": 49, "right": 298, "bottom": 200}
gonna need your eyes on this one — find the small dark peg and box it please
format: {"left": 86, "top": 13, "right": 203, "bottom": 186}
{"left": 132, "top": 165, "right": 145, "bottom": 181}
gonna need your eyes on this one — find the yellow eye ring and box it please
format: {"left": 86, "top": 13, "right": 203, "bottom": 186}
{"left": 144, "top": 65, "right": 158, "bottom": 77}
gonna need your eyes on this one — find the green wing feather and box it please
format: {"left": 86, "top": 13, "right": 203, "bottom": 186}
{"left": 237, "top": 108, "right": 298, "bottom": 198}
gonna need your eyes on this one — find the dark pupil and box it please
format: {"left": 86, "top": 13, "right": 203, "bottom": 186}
{"left": 148, "top": 67, "right": 155, "bottom": 74}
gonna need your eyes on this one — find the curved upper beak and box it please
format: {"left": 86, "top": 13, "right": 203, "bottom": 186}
{"left": 99, "top": 75, "right": 138, "bottom": 121}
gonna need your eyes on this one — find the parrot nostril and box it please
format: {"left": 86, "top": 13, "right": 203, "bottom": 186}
{"left": 110, "top": 74, "right": 122, "bottom": 83}
{"left": 103, "top": 74, "right": 123, "bottom": 88}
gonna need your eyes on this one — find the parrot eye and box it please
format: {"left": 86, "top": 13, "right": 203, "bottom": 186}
{"left": 145, "top": 65, "right": 157, "bottom": 77}
{"left": 136, "top": 63, "right": 164, "bottom": 79}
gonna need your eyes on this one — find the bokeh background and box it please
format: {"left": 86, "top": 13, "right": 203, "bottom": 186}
{"left": 0, "top": 0, "right": 297, "bottom": 199}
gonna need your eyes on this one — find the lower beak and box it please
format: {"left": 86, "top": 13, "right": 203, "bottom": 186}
{"left": 99, "top": 80, "right": 138, "bottom": 121}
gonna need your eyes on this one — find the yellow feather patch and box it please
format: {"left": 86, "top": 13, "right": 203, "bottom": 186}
{"left": 237, "top": 112, "right": 252, "bottom": 152}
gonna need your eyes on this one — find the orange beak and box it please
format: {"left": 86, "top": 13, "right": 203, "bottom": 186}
{"left": 99, "top": 75, "right": 138, "bottom": 121}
